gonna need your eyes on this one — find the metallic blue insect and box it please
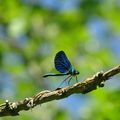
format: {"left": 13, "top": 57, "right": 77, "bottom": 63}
{"left": 43, "top": 51, "right": 79, "bottom": 86}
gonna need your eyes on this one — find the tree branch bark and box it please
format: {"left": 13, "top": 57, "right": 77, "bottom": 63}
{"left": 0, "top": 65, "right": 120, "bottom": 117}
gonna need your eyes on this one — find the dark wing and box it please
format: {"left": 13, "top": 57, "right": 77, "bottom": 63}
{"left": 54, "top": 51, "right": 72, "bottom": 73}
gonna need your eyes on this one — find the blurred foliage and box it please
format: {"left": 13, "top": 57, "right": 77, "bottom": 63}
{"left": 0, "top": 0, "right": 120, "bottom": 120}
{"left": 80, "top": 89, "right": 120, "bottom": 120}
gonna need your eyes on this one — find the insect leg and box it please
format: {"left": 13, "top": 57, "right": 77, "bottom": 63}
{"left": 75, "top": 75, "right": 78, "bottom": 82}
{"left": 57, "top": 75, "right": 71, "bottom": 88}
{"left": 67, "top": 76, "right": 73, "bottom": 85}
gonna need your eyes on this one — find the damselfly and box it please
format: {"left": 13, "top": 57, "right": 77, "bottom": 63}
{"left": 43, "top": 51, "right": 79, "bottom": 87}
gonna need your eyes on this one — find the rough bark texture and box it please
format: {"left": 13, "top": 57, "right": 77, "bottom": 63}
{"left": 0, "top": 65, "right": 120, "bottom": 117}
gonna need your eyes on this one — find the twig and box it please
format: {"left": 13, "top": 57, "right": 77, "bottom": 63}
{"left": 0, "top": 65, "right": 120, "bottom": 117}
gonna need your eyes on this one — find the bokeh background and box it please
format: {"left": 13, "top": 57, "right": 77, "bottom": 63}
{"left": 0, "top": 0, "right": 120, "bottom": 120}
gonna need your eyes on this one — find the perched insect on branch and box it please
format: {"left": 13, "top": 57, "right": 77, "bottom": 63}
{"left": 43, "top": 51, "right": 79, "bottom": 87}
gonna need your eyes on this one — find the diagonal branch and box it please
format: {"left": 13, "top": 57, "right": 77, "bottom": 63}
{"left": 0, "top": 65, "right": 120, "bottom": 117}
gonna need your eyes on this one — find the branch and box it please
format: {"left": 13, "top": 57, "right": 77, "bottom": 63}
{"left": 0, "top": 65, "right": 120, "bottom": 117}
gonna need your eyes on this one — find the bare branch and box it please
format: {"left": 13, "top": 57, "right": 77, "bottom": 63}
{"left": 0, "top": 65, "right": 120, "bottom": 117}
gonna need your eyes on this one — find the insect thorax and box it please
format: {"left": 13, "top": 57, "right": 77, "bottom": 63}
{"left": 68, "top": 66, "right": 79, "bottom": 75}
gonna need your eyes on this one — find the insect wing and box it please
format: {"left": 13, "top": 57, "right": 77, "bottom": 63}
{"left": 54, "top": 51, "right": 71, "bottom": 73}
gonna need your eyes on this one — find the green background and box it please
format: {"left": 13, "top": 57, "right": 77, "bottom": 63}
{"left": 0, "top": 0, "right": 120, "bottom": 120}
